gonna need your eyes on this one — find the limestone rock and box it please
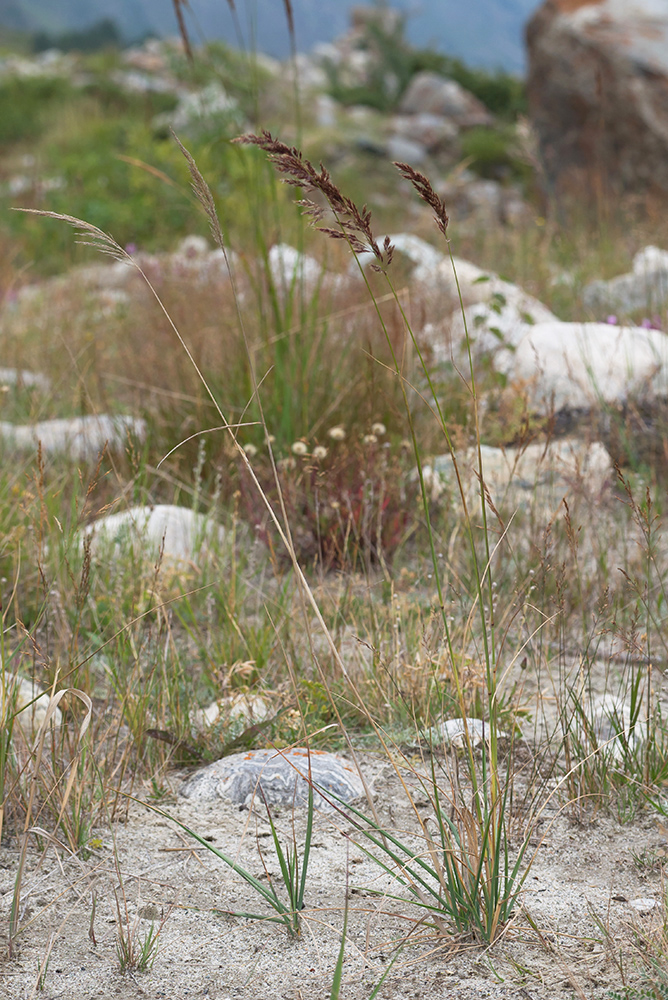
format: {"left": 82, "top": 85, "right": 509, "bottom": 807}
{"left": 81, "top": 504, "right": 227, "bottom": 565}
{"left": 399, "top": 72, "right": 493, "bottom": 128}
{"left": 389, "top": 113, "right": 459, "bottom": 152}
{"left": 0, "top": 367, "right": 50, "bottom": 391}
{"left": 499, "top": 320, "right": 668, "bottom": 414}
{"left": 526, "top": 0, "right": 668, "bottom": 195}
{"left": 179, "top": 747, "right": 367, "bottom": 811}
{"left": 429, "top": 717, "right": 500, "bottom": 748}
{"left": 584, "top": 246, "right": 668, "bottom": 315}
{"left": 429, "top": 437, "right": 612, "bottom": 512}
{"left": 5, "top": 674, "right": 62, "bottom": 735}
{"left": 0, "top": 414, "right": 146, "bottom": 460}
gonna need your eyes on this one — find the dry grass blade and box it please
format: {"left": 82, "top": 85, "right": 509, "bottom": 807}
{"left": 171, "top": 0, "right": 194, "bottom": 62}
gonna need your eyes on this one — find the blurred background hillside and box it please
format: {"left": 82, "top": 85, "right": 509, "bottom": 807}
{"left": 0, "top": 0, "right": 542, "bottom": 71}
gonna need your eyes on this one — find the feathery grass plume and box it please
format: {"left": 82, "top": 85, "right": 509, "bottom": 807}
{"left": 234, "top": 131, "right": 394, "bottom": 271}
{"left": 171, "top": 131, "right": 227, "bottom": 254}
{"left": 393, "top": 162, "right": 449, "bottom": 238}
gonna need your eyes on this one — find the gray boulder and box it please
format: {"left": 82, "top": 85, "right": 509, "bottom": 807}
{"left": 399, "top": 72, "right": 493, "bottom": 127}
{"left": 179, "top": 747, "right": 367, "bottom": 811}
{"left": 527, "top": 0, "right": 668, "bottom": 195}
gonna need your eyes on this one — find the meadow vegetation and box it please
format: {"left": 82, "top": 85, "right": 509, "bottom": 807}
{"left": 2, "top": 9, "right": 668, "bottom": 998}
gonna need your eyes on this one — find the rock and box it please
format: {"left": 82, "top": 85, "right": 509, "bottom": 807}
{"left": 179, "top": 747, "right": 367, "bottom": 811}
{"left": 399, "top": 72, "right": 493, "bottom": 128}
{"left": 355, "top": 232, "right": 445, "bottom": 283}
{"left": 584, "top": 246, "right": 668, "bottom": 315}
{"left": 423, "top": 260, "right": 557, "bottom": 364}
{"left": 81, "top": 504, "right": 227, "bottom": 565}
{"left": 0, "top": 414, "right": 146, "bottom": 460}
{"left": 629, "top": 897, "right": 657, "bottom": 914}
{"left": 429, "top": 438, "right": 612, "bottom": 512}
{"left": 526, "top": 0, "right": 668, "bottom": 196}
{"left": 6, "top": 674, "right": 62, "bottom": 735}
{"left": 438, "top": 173, "right": 531, "bottom": 226}
{"left": 429, "top": 717, "right": 500, "bottom": 748}
{"left": 444, "top": 291, "right": 558, "bottom": 361}
{"left": 269, "top": 243, "right": 325, "bottom": 294}
{"left": 314, "top": 93, "right": 339, "bottom": 128}
{"left": 177, "top": 234, "right": 210, "bottom": 258}
{"left": 0, "top": 367, "right": 50, "bottom": 391}
{"left": 191, "top": 693, "right": 272, "bottom": 731}
{"left": 498, "top": 320, "right": 668, "bottom": 414}
{"left": 386, "top": 134, "right": 427, "bottom": 165}
{"left": 390, "top": 113, "right": 459, "bottom": 152}
{"left": 268, "top": 243, "right": 346, "bottom": 298}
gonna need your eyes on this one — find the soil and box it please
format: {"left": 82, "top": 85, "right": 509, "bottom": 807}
{"left": 0, "top": 749, "right": 664, "bottom": 1000}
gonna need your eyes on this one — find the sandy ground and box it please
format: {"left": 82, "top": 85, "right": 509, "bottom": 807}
{"left": 1, "top": 747, "right": 665, "bottom": 1000}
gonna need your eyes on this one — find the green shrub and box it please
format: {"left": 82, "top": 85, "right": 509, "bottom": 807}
{"left": 0, "top": 76, "right": 74, "bottom": 144}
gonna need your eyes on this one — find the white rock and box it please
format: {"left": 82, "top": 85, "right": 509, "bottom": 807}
{"left": 445, "top": 293, "right": 558, "bottom": 362}
{"left": 269, "top": 243, "right": 324, "bottom": 292}
{"left": 5, "top": 674, "right": 62, "bottom": 735}
{"left": 192, "top": 692, "right": 272, "bottom": 731}
{"left": 630, "top": 897, "right": 657, "bottom": 914}
{"left": 82, "top": 504, "right": 227, "bottom": 565}
{"left": 500, "top": 321, "right": 668, "bottom": 414}
{"left": 584, "top": 245, "right": 668, "bottom": 314}
{"left": 0, "top": 414, "right": 146, "bottom": 460}
{"left": 0, "top": 367, "right": 50, "bottom": 391}
{"left": 432, "top": 438, "right": 612, "bottom": 512}
{"left": 357, "top": 233, "right": 445, "bottom": 283}
{"left": 429, "top": 717, "right": 500, "bottom": 748}
{"left": 177, "top": 234, "right": 210, "bottom": 257}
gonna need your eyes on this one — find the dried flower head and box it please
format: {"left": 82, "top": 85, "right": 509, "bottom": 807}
{"left": 313, "top": 445, "right": 328, "bottom": 460}
{"left": 394, "top": 161, "right": 449, "bottom": 239}
{"left": 234, "top": 131, "right": 394, "bottom": 272}
{"left": 327, "top": 425, "right": 346, "bottom": 441}
{"left": 371, "top": 422, "right": 386, "bottom": 436}
{"left": 291, "top": 440, "right": 308, "bottom": 456}
{"left": 243, "top": 443, "right": 258, "bottom": 458}
{"left": 363, "top": 434, "right": 378, "bottom": 445}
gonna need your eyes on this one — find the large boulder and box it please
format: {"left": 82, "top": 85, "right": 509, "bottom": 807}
{"left": 526, "top": 0, "right": 668, "bottom": 196}
{"left": 399, "top": 72, "right": 493, "bottom": 128}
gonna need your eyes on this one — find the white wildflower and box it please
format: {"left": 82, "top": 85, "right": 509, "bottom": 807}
{"left": 313, "top": 445, "right": 328, "bottom": 460}
{"left": 363, "top": 434, "right": 378, "bottom": 445}
{"left": 327, "top": 425, "right": 345, "bottom": 441}
{"left": 291, "top": 441, "right": 308, "bottom": 456}
{"left": 243, "top": 443, "right": 258, "bottom": 458}
{"left": 371, "top": 422, "right": 386, "bottom": 436}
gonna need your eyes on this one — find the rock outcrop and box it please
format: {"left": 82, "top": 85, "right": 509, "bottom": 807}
{"left": 526, "top": 0, "right": 668, "bottom": 196}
